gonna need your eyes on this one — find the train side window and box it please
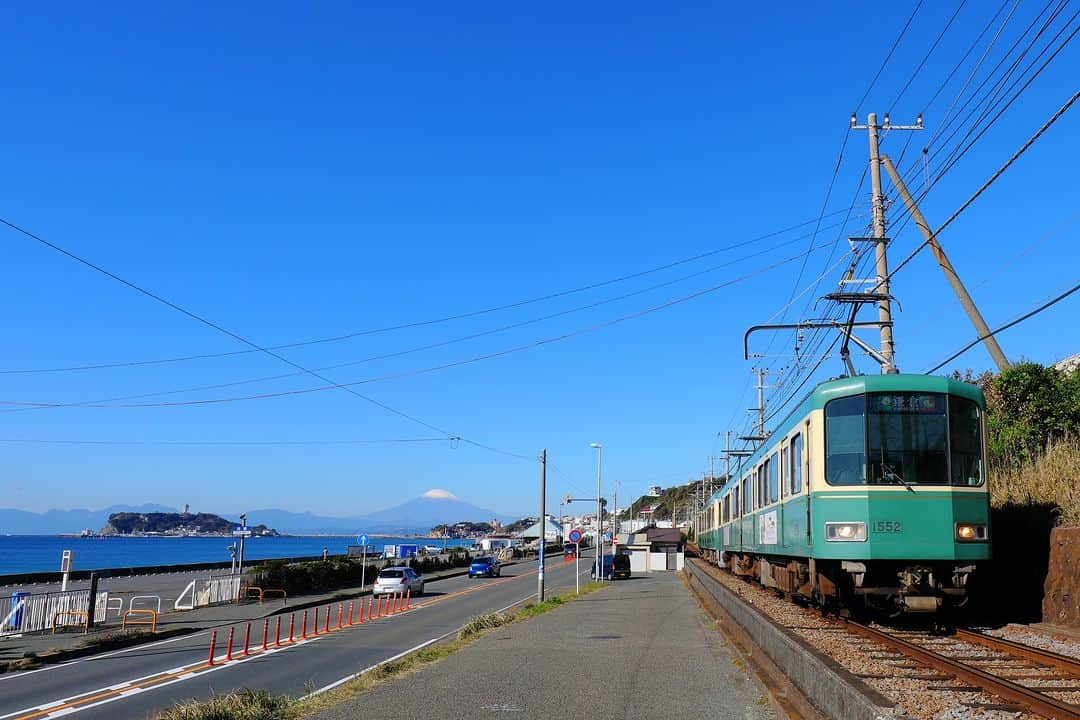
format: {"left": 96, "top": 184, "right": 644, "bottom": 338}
{"left": 949, "top": 397, "right": 984, "bottom": 486}
{"left": 768, "top": 452, "right": 779, "bottom": 503}
{"left": 756, "top": 463, "right": 766, "bottom": 508}
{"left": 826, "top": 395, "right": 867, "bottom": 485}
{"left": 779, "top": 444, "right": 787, "bottom": 499}
{"left": 789, "top": 433, "right": 804, "bottom": 494}
{"left": 741, "top": 477, "right": 750, "bottom": 514}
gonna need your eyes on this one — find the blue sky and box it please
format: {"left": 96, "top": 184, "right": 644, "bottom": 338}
{"left": 2, "top": 2, "right": 1077, "bottom": 519}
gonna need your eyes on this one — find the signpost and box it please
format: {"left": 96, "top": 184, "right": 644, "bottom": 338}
{"left": 357, "top": 534, "right": 369, "bottom": 589}
{"left": 233, "top": 518, "right": 252, "bottom": 576}
{"left": 60, "top": 550, "right": 73, "bottom": 592}
{"left": 568, "top": 529, "right": 583, "bottom": 595}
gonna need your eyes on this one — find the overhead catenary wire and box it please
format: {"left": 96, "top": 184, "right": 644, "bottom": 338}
{"left": 0, "top": 209, "right": 855, "bottom": 376}
{"left": 2, "top": 218, "right": 860, "bottom": 413}
{"left": 0, "top": 216, "right": 535, "bottom": 461}
{"left": 0, "top": 240, "right": 842, "bottom": 410}
{"left": 880, "top": 87, "right": 1080, "bottom": 289}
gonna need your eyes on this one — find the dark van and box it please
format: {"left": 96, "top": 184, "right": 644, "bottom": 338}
{"left": 612, "top": 553, "right": 631, "bottom": 579}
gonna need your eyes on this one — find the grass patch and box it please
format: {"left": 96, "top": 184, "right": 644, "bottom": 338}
{"left": 157, "top": 689, "right": 295, "bottom": 720}
{"left": 990, "top": 436, "right": 1080, "bottom": 526}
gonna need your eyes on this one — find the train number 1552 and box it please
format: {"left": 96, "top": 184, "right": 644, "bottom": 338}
{"left": 872, "top": 520, "right": 903, "bottom": 533}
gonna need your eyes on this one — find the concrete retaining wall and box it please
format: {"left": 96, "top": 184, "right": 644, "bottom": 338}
{"left": 685, "top": 560, "right": 906, "bottom": 720}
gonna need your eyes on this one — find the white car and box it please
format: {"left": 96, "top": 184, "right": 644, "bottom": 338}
{"left": 373, "top": 567, "right": 424, "bottom": 596}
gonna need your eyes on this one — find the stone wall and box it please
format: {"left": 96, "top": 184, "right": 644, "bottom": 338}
{"left": 1042, "top": 526, "right": 1080, "bottom": 628}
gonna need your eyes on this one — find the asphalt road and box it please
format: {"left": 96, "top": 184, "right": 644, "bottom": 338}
{"left": 0, "top": 552, "right": 591, "bottom": 720}
{"left": 311, "top": 570, "right": 780, "bottom": 720}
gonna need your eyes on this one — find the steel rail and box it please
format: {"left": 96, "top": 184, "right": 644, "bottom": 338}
{"left": 954, "top": 629, "right": 1080, "bottom": 678}
{"left": 847, "top": 621, "right": 1080, "bottom": 720}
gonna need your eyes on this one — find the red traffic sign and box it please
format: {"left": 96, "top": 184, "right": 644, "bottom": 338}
{"left": 568, "top": 528, "right": 583, "bottom": 543}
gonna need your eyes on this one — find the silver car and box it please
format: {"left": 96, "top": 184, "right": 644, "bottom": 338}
{"left": 373, "top": 567, "right": 424, "bottom": 596}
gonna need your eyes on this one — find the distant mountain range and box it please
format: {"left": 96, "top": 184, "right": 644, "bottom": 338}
{"left": 1, "top": 490, "right": 517, "bottom": 536}
{"left": 0, "top": 504, "right": 179, "bottom": 535}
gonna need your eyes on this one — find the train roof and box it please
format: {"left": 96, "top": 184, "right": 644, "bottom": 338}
{"left": 707, "top": 374, "right": 985, "bottom": 504}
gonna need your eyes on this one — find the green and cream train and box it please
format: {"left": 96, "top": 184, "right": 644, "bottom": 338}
{"left": 694, "top": 374, "right": 991, "bottom": 614}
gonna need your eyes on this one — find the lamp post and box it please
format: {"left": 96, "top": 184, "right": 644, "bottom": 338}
{"left": 589, "top": 443, "right": 603, "bottom": 581}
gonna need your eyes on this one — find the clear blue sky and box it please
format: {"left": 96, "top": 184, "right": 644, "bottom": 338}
{"left": 2, "top": 2, "right": 1077, "bottom": 518}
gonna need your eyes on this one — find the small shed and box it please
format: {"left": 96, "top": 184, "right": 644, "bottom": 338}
{"left": 616, "top": 527, "right": 684, "bottom": 572}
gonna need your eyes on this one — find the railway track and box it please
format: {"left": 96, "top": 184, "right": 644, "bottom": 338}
{"left": 846, "top": 621, "right": 1080, "bottom": 719}
{"left": 690, "top": 558, "right": 1080, "bottom": 719}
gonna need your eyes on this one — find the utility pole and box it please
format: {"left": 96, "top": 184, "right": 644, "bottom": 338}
{"left": 538, "top": 449, "right": 546, "bottom": 602}
{"left": 851, "top": 112, "right": 923, "bottom": 374}
{"left": 880, "top": 154, "right": 1010, "bottom": 372}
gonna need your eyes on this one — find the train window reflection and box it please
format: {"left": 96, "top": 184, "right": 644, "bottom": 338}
{"left": 868, "top": 392, "right": 948, "bottom": 486}
{"left": 826, "top": 395, "right": 866, "bottom": 485}
{"left": 949, "top": 397, "right": 984, "bottom": 486}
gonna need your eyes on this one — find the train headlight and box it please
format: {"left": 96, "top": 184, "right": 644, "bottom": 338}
{"left": 955, "top": 523, "right": 988, "bottom": 542}
{"left": 824, "top": 522, "right": 867, "bottom": 542}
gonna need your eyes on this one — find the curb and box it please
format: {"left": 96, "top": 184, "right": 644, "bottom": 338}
{"left": 685, "top": 560, "right": 908, "bottom": 720}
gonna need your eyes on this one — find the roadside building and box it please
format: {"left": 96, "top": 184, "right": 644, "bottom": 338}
{"left": 617, "top": 527, "right": 684, "bottom": 573}
{"left": 519, "top": 517, "right": 564, "bottom": 543}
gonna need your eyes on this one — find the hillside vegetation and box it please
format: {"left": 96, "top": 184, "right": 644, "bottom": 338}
{"left": 954, "top": 362, "right": 1080, "bottom": 526}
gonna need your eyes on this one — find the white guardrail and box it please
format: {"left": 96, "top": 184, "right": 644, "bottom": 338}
{"left": 0, "top": 589, "right": 109, "bottom": 637}
{"left": 174, "top": 574, "right": 241, "bottom": 611}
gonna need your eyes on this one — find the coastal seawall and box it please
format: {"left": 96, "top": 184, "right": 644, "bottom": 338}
{"left": 0, "top": 553, "right": 336, "bottom": 586}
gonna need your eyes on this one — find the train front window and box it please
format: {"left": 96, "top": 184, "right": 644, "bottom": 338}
{"left": 867, "top": 392, "right": 948, "bottom": 486}
{"left": 949, "top": 397, "right": 984, "bottom": 486}
{"left": 825, "top": 395, "right": 866, "bottom": 485}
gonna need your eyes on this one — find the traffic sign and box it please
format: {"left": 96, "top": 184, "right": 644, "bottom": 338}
{"left": 568, "top": 528, "right": 583, "bottom": 543}
{"left": 357, "top": 534, "right": 368, "bottom": 546}
{"left": 233, "top": 526, "right": 252, "bottom": 537}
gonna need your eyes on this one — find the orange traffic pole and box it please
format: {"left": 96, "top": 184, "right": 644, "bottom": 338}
{"left": 262, "top": 618, "right": 270, "bottom": 651}
{"left": 301, "top": 610, "right": 308, "bottom": 639}
{"left": 288, "top": 613, "right": 295, "bottom": 643}
{"left": 225, "top": 626, "right": 235, "bottom": 662}
{"left": 207, "top": 629, "right": 217, "bottom": 666}
{"left": 405, "top": 588, "right": 411, "bottom": 610}
{"left": 365, "top": 597, "right": 372, "bottom": 621}
{"left": 347, "top": 601, "right": 354, "bottom": 626}
{"left": 337, "top": 603, "right": 343, "bottom": 630}
{"left": 275, "top": 616, "right": 282, "bottom": 647}
{"left": 324, "top": 605, "right": 331, "bottom": 633}
{"left": 242, "top": 622, "right": 251, "bottom": 657}
{"left": 313, "top": 607, "right": 320, "bottom": 636}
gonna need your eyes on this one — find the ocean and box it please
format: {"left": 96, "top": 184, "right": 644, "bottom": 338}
{"left": 0, "top": 535, "right": 475, "bottom": 576}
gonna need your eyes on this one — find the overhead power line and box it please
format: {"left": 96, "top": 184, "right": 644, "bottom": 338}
{"left": 0, "top": 241, "right": 840, "bottom": 410}
{"left": 883, "top": 87, "right": 1080, "bottom": 286}
{"left": 0, "top": 217, "right": 533, "bottom": 460}
{"left": 5, "top": 220, "right": 863, "bottom": 413}
{"left": 0, "top": 436, "right": 453, "bottom": 447}
{"left": 925, "top": 278, "right": 1080, "bottom": 374}
{"left": 0, "top": 209, "right": 854, "bottom": 376}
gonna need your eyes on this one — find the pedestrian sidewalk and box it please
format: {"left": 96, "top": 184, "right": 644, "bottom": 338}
{"left": 0, "top": 562, "right": 494, "bottom": 669}
{"left": 310, "top": 572, "right": 781, "bottom": 720}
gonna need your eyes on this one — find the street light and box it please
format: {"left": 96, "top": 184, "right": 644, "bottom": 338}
{"left": 589, "top": 443, "right": 603, "bottom": 581}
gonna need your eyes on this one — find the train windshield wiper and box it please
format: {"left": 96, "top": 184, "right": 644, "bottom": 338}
{"left": 880, "top": 450, "right": 916, "bottom": 493}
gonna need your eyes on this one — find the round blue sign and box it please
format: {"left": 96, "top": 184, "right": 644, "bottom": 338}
{"left": 568, "top": 529, "right": 583, "bottom": 543}
{"left": 357, "top": 534, "right": 368, "bottom": 546}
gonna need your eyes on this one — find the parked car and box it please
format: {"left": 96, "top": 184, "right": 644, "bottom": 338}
{"left": 373, "top": 566, "right": 424, "bottom": 596}
{"left": 592, "top": 553, "right": 631, "bottom": 580}
{"left": 468, "top": 556, "right": 501, "bottom": 578}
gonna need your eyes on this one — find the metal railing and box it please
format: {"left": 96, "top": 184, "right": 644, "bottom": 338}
{"left": 1, "top": 589, "right": 109, "bottom": 636}
{"left": 174, "top": 574, "right": 242, "bottom": 611}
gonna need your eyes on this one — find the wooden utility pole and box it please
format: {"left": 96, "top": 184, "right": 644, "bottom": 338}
{"left": 880, "top": 154, "right": 1010, "bottom": 371}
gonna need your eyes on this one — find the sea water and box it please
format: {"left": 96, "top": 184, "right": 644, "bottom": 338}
{"left": 0, "top": 535, "right": 474, "bottom": 576}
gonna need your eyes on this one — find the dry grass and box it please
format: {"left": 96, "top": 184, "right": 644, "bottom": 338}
{"left": 157, "top": 689, "right": 295, "bottom": 720}
{"left": 990, "top": 436, "right": 1080, "bottom": 526}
